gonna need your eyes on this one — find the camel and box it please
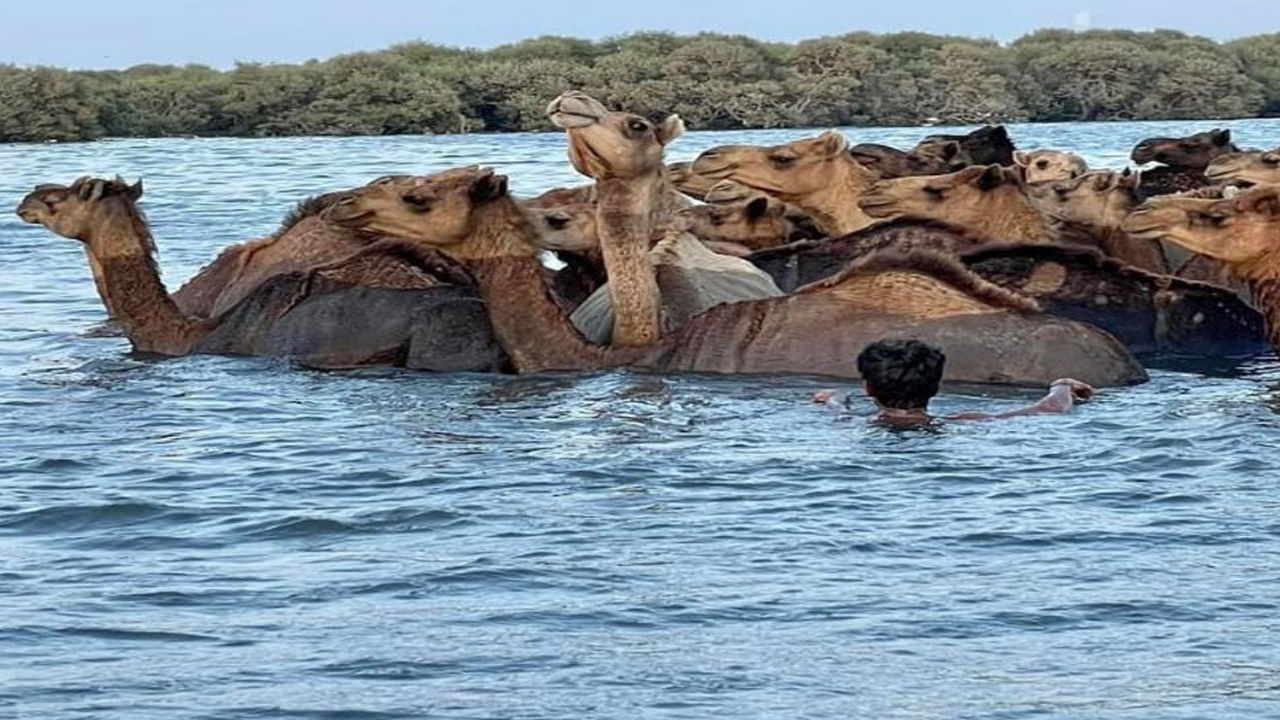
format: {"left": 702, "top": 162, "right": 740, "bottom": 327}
{"left": 913, "top": 126, "right": 1016, "bottom": 167}
{"left": 676, "top": 194, "right": 823, "bottom": 255}
{"left": 689, "top": 130, "right": 880, "bottom": 236}
{"left": 743, "top": 216, "right": 1265, "bottom": 358}
{"left": 1015, "top": 150, "right": 1088, "bottom": 184}
{"left": 546, "top": 90, "right": 692, "bottom": 347}
{"left": 1124, "top": 186, "right": 1280, "bottom": 354}
{"left": 21, "top": 180, "right": 361, "bottom": 321}
{"left": 849, "top": 142, "right": 960, "bottom": 178}
{"left": 327, "top": 165, "right": 1146, "bottom": 387}
{"left": 1022, "top": 169, "right": 1171, "bottom": 274}
{"left": 1206, "top": 147, "right": 1280, "bottom": 187}
{"left": 16, "top": 176, "right": 506, "bottom": 371}
{"left": 1130, "top": 128, "right": 1237, "bottom": 197}
{"left": 859, "top": 164, "right": 1053, "bottom": 243}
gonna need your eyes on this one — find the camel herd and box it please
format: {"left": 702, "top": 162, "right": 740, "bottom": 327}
{"left": 14, "top": 91, "right": 1280, "bottom": 389}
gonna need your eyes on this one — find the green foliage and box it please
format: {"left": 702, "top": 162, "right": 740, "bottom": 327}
{"left": 1, "top": 28, "right": 1277, "bottom": 142}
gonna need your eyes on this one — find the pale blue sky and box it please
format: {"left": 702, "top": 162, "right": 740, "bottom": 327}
{"left": 4, "top": 0, "right": 1273, "bottom": 69}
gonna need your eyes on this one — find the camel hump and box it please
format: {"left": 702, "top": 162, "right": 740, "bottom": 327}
{"left": 801, "top": 249, "right": 1042, "bottom": 317}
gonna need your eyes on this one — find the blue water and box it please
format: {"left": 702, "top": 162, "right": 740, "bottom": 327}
{"left": 3, "top": 119, "right": 1280, "bottom": 720}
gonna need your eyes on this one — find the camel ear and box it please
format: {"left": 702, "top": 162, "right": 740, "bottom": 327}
{"left": 656, "top": 115, "right": 685, "bottom": 146}
{"left": 77, "top": 180, "right": 107, "bottom": 202}
{"left": 744, "top": 196, "right": 770, "bottom": 220}
{"left": 469, "top": 172, "right": 508, "bottom": 204}
{"left": 1013, "top": 151, "right": 1029, "bottom": 167}
{"left": 988, "top": 125, "right": 1010, "bottom": 144}
{"left": 1212, "top": 129, "right": 1232, "bottom": 147}
{"left": 818, "top": 130, "right": 848, "bottom": 157}
{"left": 128, "top": 179, "right": 144, "bottom": 200}
{"left": 970, "top": 164, "right": 1005, "bottom": 191}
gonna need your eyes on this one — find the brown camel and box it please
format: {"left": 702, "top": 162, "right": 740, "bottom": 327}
{"left": 16, "top": 176, "right": 505, "bottom": 370}
{"left": 849, "top": 142, "right": 961, "bottom": 178}
{"left": 547, "top": 91, "right": 688, "bottom": 347}
{"left": 676, "top": 195, "right": 822, "bottom": 255}
{"left": 1130, "top": 128, "right": 1237, "bottom": 197}
{"left": 1015, "top": 150, "right": 1088, "bottom": 184}
{"left": 330, "top": 165, "right": 1146, "bottom": 387}
{"left": 690, "top": 130, "right": 879, "bottom": 236}
{"left": 913, "top": 126, "right": 1016, "bottom": 167}
{"left": 1131, "top": 128, "right": 1237, "bottom": 168}
{"left": 1206, "top": 147, "right": 1280, "bottom": 187}
{"left": 859, "top": 165, "right": 1053, "bottom": 243}
{"left": 1023, "top": 169, "right": 1171, "bottom": 274}
{"left": 20, "top": 179, "right": 358, "bottom": 320}
{"left": 744, "top": 217, "right": 1265, "bottom": 357}
{"left": 1124, "top": 186, "right": 1280, "bottom": 354}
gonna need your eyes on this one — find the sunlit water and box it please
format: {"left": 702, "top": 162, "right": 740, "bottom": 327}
{"left": 3, "top": 119, "right": 1280, "bottom": 720}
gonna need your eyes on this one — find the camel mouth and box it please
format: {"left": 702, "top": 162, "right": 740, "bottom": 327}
{"left": 1120, "top": 210, "right": 1175, "bottom": 238}
{"left": 547, "top": 92, "right": 609, "bottom": 129}
{"left": 15, "top": 202, "right": 43, "bottom": 223}
{"left": 858, "top": 195, "right": 898, "bottom": 216}
{"left": 549, "top": 110, "right": 604, "bottom": 129}
{"left": 704, "top": 185, "right": 752, "bottom": 205}
{"left": 689, "top": 156, "right": 736, "bottom": 177}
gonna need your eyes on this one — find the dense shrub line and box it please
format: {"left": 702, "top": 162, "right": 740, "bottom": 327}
{"left": 3, "top": 28, "right": 1278, "bottom": 143}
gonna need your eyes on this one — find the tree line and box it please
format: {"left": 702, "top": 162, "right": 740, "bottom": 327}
{"left": 2, "top": 29, "right": 1278, "bottom": 143}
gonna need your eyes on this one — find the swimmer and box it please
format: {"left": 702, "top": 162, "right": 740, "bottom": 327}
{"left": 812, "top": 339, "right": 1094, "bottom": 424}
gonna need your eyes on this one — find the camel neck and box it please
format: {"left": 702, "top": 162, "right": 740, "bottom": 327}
{"left": 801, "top": 158, "right": 875, "bottom": 236}
{"left": 1248, "top": 275, "right": 1280, "bottom": 355}
{"left": 977, "top": 190, "right": 1050, "bottom": 243}
{"left": 461, "top": 218, "right": 618, "bottom": 373}
{"left": 594, "top": 175, "right": 664, "bottom": 346}
{"left": 86, "top": 213, "right": 204, "bottom": 355}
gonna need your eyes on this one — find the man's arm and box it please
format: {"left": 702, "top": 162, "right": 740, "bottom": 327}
{"left": 949, "top": 379, "right": 1094, "bottom": 421}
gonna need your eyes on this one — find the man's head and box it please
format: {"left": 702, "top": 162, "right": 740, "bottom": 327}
{"left": 856, "top": 339, "right": 947, "bottom": 411}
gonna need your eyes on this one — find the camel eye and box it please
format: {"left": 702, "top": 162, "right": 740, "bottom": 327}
{"left": 544, "top": 213, "right": 570, "bottom": 230}
{"left": 709, "top": 214, "right": 725, "bottom": 226}
{"left": 627, "top": 119, "right": 649, "bottom": 133}
{"left": 1194, "top": 212, "right": 1228, "bottom": 227}
{"left": 924, "top": 186, "right": 945, "bottom": 198}
{"left": 402, "top": 193, "right": 433, "bottom": 211}
{"left": 1036, "top": 159, "right": 1050, "bottom": 169}
{"left": 1264, "top": 154, "right": 1280, "bottom": 166}
{"left": 769, "top": 153, "right": 797, "bottom": 167}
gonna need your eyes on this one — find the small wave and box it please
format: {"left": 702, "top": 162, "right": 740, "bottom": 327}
{"left": 0, "top": 502, "right": 198, "bottom": 534}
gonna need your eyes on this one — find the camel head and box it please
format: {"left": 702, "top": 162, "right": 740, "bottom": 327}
{"left": 1014, "top": 149, "right": 1088, "bottom": 184}
{"left": 849, "top": 142, "right": 962, "bottom": 179}
{"left": 1123, "top": 186, "right": 1280, "bottom": 275}
{"left": 1131, "top": 128, "right": 1235, "bottom": 169}
{"left": 547, "top": 91, "right": 685, "bottom": 181}
{"left": 859, "top": 164, "right": 1021, "bottom": 223}
{"left": 526, "top": 202, "right": 600, "bottom": 254}
{"left": 1206, "top": 147, "right": 1280, "bottom": 187}
{"left": 677, "top": 194, "right": 817, "bottom": 252}
{"left": 1024, "top": 169, "right": 1142, "bottom": 229}
{"left": 16, "top": 176, "right": 144, "bottom": 242}
{"left": 914, "top": 126, "right": 1015, "bottom": 167}
{"left": 691, "top": 131, "right": 861, "bottom": 199}
{"left": 323, "top": 167, "right": 519, "bottom": 259}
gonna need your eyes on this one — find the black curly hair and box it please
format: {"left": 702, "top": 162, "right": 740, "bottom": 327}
{"left": 856, "top": 339, "right": 946, "bottom": 410}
